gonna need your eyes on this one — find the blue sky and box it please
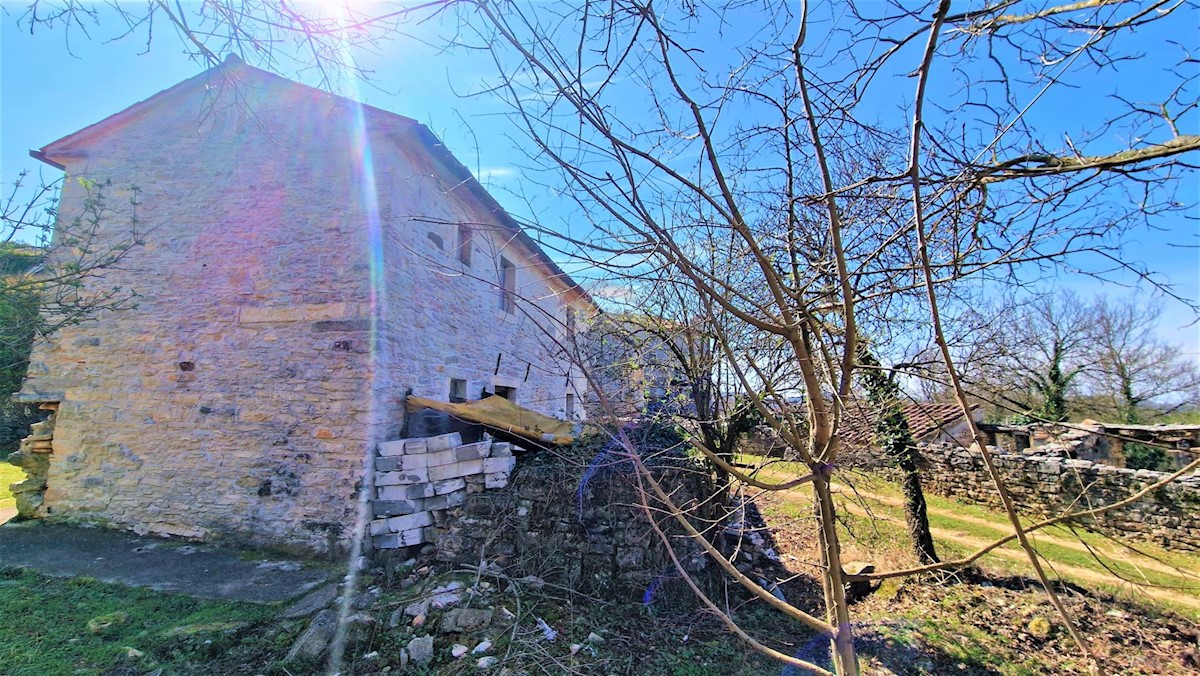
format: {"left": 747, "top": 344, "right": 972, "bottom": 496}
{"left": 1, "top": 2, "right": 1196, "bottom": 363}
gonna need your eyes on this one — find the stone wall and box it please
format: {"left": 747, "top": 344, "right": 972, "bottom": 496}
{"left": 7, "top": 407, "right": 57, "bottom": 517}
{"left": 370, "top": 432, "right": 516, "bottom": 550}
{"left": 425, "top": 453, "right": 717, "bottom": 598}
{"left": 917, "top": 443, "right": 1200, "bottom": 551}
{"left": 15, "top": 59, "right": 585, "bottom": 554}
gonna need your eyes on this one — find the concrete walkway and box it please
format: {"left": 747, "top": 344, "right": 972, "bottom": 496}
{"left": 0, "top": 520, "right": 330, "bottom": 604}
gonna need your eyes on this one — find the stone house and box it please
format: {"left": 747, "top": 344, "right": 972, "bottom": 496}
{"left": 582, "top": 313, "right": 699, "bottom": 419}
{"left": 12, "top": 56, "right": 592, "bottom": 554}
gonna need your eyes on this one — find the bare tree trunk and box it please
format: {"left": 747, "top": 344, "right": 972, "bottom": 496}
{"left": 813, "top": 475, "right": 859, "bottom": 675}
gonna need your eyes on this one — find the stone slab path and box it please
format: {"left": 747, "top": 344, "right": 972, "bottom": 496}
{"left": 0, "top": 521, "right": 329, "bottom": 604}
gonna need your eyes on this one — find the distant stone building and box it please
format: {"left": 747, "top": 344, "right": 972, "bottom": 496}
{"left": 12, "top": 56, "right": 592, "bottom": 553}
{"left": 582, "top": 314, "right": 697, "bottom": 419}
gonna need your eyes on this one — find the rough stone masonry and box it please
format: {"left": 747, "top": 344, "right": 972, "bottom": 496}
{"left": 13, "top": 56, "right": 589, "bottom": 554}
{"left": 918, "top": 442, "right": 1200, "bottom": 551}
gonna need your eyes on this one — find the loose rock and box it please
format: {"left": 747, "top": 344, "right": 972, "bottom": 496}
{"left": 441, "top": 608, "right": 494, "bottom": 633}
{"left": 87, "top": 612, "right": 129, "bottom": 634}
{"left": 282, "top": 583, "right": 338, "bottom": 619}
{"left": 407, "top": 635, "right": 435, "bottom": 666}
{"left": 285, "top": 609, "right": 338, "bottom": 661}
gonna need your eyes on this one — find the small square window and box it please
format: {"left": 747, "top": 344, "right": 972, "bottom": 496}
{"left": 500, "top": 257, "right": 516, "bottom": 313}
{"left": 495, "top": 385, "right": 516, "bottom": 401}
{"left": 449, "top": 378, "right": 467, "bottom": 403}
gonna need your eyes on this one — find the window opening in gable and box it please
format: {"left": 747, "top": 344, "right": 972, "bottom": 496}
{"left": 457, "top": 225, "right": 473, "bottom": 266}
{"left": 500, "top": 257, "right": 516, "bottom": 313}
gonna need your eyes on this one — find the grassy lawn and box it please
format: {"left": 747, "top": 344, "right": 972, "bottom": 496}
{"left": 0, "top": 467, "right": 299, "bottom": 674}
{"left": 1, "top": 461, "right": 23, "bottom": 511}
{"left": 0, "top": 568, "right": 287, "bottom": 675}
{"left": 737, "top": 454, "right": 1200, "bottom": 618}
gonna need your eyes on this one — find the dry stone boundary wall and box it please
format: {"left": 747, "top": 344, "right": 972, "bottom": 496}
{"left": 917, "top": 442, "right": 1200, "bottom": 551}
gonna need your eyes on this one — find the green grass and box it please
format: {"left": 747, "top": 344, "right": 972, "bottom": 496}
{"left": 0, "top": 462, "right": 23, "bottom": 511}
{"left": 737, "top": 454, "right": 1200, "bottom": 618}
{"left": 0, "top": 567, "right": 289, "bottom": 675}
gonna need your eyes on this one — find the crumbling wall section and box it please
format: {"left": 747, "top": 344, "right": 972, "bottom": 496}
{"left": 918, "top": 442, "right": 1200, "bottom": 551}
{"left": 7, "top": 407, "right": 57, "bottom": 518}
{"left": 425, "top": 455, "right": 718, "bottom": 598}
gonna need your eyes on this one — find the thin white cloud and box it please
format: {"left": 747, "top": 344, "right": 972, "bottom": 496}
{"left": 476, "top": 167, "right": 516, "bottom": 181}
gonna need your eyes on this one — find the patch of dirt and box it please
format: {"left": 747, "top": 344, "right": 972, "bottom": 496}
{"left": 852, "top": 574, "right": 1200, "bottom": 675}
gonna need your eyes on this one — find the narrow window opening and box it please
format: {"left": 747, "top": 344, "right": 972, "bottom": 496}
{"left": 500, "top": 257, "right": 516, "bottom": 313}
{"left": 495, "top": 385, "right": 516, "bottom": 401}
{"left": 457, "top": 225, "right": 473, "bottom": 266}
{"left": 449, "top": 378, "right": 468, "bottom": 403}
{"left": 565, "top": 393, "right": 576, "bottom": 419}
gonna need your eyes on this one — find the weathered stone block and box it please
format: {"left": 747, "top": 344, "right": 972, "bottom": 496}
{"left": 426, "top": 432, "right": 462, "bottom": 452}
{"left": 425, "top": 449, "right": 458, "bottom": 467}
{"left": 375, "top": 469, "right": 429, "bottom": 486}
{"left": 373, "top": 500, "right": 421, "bottom": 517}
{"left": 387, "top": 511, "right": 434, "bottom": 532}
{"left": 378, "top": 484, "right": 434, "bottom": 500}
{"left": 484, "top": 472, "right": 509, "bottom": 489}
{"left": 375, "top": 456, "right": 402, "bottom": 472}
{"left": 406, "top": 483, "right": 436, "bottom": 499}
{"left": 400, "top": 454, "right": 429, "bottom": 471}
{"left": 491, "top": 443, "right": 513, "bottom": 458}
{"left": 404, "top": 438, "right": 428, "bottom": 454}
{"left": 429, "top": 460, "right": 484, "bottom": 482}
{"left": 483, "top": 456, "right": 516, "bottom": 474}
{"left": 433, "top": 478, "right": 467, "bottom": 495}
{"left": 454, "top": 441, "right": 492, "bottom": 461}
{"left": 373, "top": 533, "right": 402, "bottom": 549}
{"left": 378, "top": 440, "right": 407, "bottom": 457}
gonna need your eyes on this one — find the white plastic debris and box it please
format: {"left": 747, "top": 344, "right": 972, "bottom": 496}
{"left": 535, "top": 617, "right": 558, "bottom": 642}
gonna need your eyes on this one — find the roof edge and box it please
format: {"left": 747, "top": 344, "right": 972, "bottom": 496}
{"left": 409, "top": 124, "right": 594, "bottom": 308}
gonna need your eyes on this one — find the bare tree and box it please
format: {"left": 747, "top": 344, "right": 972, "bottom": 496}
{"left": 0, "top": 173, "right": 144, "bottom": 450}
{"left": 956, "top": 291, "right": 1099, "bottom": 422}
{"left": 10, "top": 1, "right": 1199, "bottom": 673}
{"left": 1083, "top": 297, "right": 1200, "bottom": 423}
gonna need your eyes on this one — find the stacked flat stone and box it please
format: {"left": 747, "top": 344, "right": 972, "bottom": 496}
{"left": 917, "top": 442, "right": 1200, "bottom": 551}
{"left": 371, "top": 432, "right": 518, "bottom": 549}
{"left": 8, "top": 411, "right": 57, "bottom": 518}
